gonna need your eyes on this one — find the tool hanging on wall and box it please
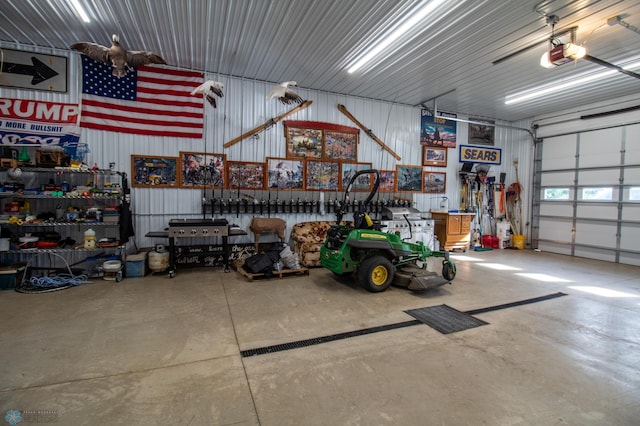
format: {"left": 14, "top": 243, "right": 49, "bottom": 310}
{"left": 224, "top": 100, "right": 313, "bottom": 148}
{"left": 337, "top": 104, "right": 401, "bottom": 160}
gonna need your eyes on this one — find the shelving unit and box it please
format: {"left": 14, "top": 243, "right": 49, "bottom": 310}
{"left": 0, "top": 167, "right": 125, "bottom": 278}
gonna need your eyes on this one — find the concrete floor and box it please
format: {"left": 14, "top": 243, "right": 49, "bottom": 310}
{"left": 1, "top": 249, "right": 639, "bottom": 425}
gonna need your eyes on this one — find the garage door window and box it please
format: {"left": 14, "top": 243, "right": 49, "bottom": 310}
{"left": 581, "top": 187, "right": 613, "bottom": 201}
{"left": 630, "top": 187, "right": 640, "bottom": 201}
{"left": 543, "top": 188, "right": 570, "bottom": 200}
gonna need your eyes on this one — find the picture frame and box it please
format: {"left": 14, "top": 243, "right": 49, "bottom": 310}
{"left": 324, "top": 130, "right": 358, "bottom": 161}
{"left": 396, "top": 165, "right": 423, "bottom": 192}
{"left": 179, "top": 151, "right": 225, "bottom": 188}
{"left": 266, "top": 157, "right": 304, "bottom": 189}
{"left": 422, "top": 146, "right": 447, "bottom": 167}
{"left": 341, "top": 162, "right": 372, "bottom": 192}
{"left": 285, "top": 125, "right": 323, "bottom": 159}
{"left": 469, "top": 118, "right": 495, "bottom": 146}
{"left": 423, "top": 171, "right": 446, "bottom": 194}
{"left": 378, "top": 170, "right": 396, "bottom": 192}
{"left": 227, "top": 161, "right": 266, "bottom": 190}
{"left": 131, "top": 155, "right": 178, "bottom": 187}
{"left": 305, "top": 160, "right": 340, "bottom": 191}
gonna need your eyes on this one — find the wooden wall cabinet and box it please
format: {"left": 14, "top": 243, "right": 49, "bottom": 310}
{"left": 431, "top": 212, "right": 476, "bottom": 251}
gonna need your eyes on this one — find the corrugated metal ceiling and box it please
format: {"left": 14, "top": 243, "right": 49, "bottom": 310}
{"left": 1, "top": 0, "right": 640, "bottom": 122}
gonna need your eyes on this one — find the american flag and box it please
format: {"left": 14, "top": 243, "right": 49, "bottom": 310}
{"left": 79, "top": 56, "right": 204, "bottom": 138}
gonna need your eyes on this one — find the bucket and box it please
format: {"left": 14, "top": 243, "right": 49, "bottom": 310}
{"left": 482, "top": 235, "right": 499, "bottom": 249}
{"left": 498, "top": 237, "right": 510, "bottom": 249}
{"left": 496, "top": 222, "right": 511, "bottom": 239}
{"left": 148, "top": 250, "right": 170, "bottom": 272}
{"left": 512, "top": 235, "right": 525, "bottom": 250}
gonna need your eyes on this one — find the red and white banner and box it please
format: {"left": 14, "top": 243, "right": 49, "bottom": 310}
{"left": 0, "top": 98, "right": 81, "bottom": 154}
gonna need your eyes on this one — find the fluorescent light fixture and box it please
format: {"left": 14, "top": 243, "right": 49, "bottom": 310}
{"left": 505, "top": 59, "right": 640, "bottom": 105}
{"left": 347, "top": 0, "right": 447, "bottom": 73}
{"left": 69, "top": 0, "right": 90, "bottom": 23}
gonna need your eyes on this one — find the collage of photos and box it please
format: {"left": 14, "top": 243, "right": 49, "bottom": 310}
{"left": 130, "top": 117, "right": 447, "bottom": 194}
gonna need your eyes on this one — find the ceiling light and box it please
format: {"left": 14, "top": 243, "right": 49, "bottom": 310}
{"left": 506, "top": 59, "right": 640, "bottom": 104}
{"left": 347, "top": 0, "right": 448, "bottom": 74}
{"left": 69, "top": 0, "right": 90, "bottom": 23}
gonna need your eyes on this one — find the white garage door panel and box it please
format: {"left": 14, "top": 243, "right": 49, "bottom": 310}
{"left": 576, "top": 204, "right": 618, "bottom": 219}
{"left": 541, "top": 135, "right": 576, "bottom": 170}
{"left": 574, "top": 222, "right": 617, "bottom": 247}
{"left": 627, "top": 124, "right": 640, "bottom": 155}
{"left": 579, "top": 128, "right": 622, "bottom": 167}
{"left": 540, "top": 202, "right": 573, "bottom": 216}
{"left": 624, "top": 166, "right": 640, "bottom": 185}
{"left": 619, "top": 254, "right": 640, "bottom": 266}
{"left": 535, "top": 110, "right": 637, "bottom": 266}
{"left": 577, "top": 169, "right": 620, "bottom": 185}
{"left": 541, "top": 171, "right": 574, "bottom": 186}
{"left": 622, "top": 205, "right": 640, "bottom": 221}
{"left": 539, "top": 218, "right": 572, "bottom": 241}
{"left": 574, "top": 247, "right": 616, "bottom": 262}
{"left": 619, "top": 224, "right": 640, "bottom": 251}
{"left": 538, "top": 241, "right": 572, "bottom": 255}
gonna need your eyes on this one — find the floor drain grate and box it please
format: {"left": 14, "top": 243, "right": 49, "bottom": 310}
{"left": 240, "top": 292, "right": 568, "bottom": 357}
{"left": 405, "top": 304, "right": 488, "bottom": 334}
{"left": 241, "top": 320, "right": 420, "bottom": 357}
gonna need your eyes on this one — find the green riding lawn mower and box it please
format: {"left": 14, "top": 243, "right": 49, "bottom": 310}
{"left": 320, "top": 169, "right": 456, "bottom": 293}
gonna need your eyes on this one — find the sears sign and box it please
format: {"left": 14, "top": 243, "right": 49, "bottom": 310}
{"left": 459, "top": 144, "right": 502, "bottom": 165}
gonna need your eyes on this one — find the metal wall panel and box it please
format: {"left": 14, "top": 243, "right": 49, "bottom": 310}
{"left": 1, "top": 40, "right": 536, "bottom": 250}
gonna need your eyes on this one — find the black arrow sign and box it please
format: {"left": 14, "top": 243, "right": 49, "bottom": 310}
{"left": 1, "top": 56, "right": 59, "bottom": 85}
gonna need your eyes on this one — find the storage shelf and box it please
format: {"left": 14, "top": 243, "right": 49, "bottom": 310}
{"left": 0, "top": 166, "right": 122, "bottom": 175}
{"left": 3, "top": 247, "right": 124, "bottom": 254}
{"left": 0, "top": 193, "right": 121, "bottom": 200}
{"left": 2, "top": 221, "right": 119, "bottom": 227}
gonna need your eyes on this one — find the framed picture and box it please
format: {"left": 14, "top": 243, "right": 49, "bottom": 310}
{"left": 266, "top": 157, "right": 304, "bottom": 189}
{"left": 285, "top": 125, "right": 323, "bottom": 159}
{"left": 423, "top": 171, "right": 446, "bottom": 193}
{"left": 469, "top": 118, "right": 495, "bottom": 146}
{"left": 341, "top": 162, "right": 372, "bottom": 191}
{"left": 422, "top": 146, "right": 447, "bottom": 167}
{"left": 131, "top": 155, "right": 178, "bottom": 187}
{"left": 396, "top": 165, "right": 423, "bottom": 192}
{"left": 378, "top": 170, "right": 396, "bottom": 192}
{"left": 227, "top": 161, "right": 266, "bottom": 190}
{"left": 324, "top": 130, "right": 358, "bottom": 161}
{"left": 305, "top": 160, "right": 340, "bottom": 191}
{"left": 179, "top": 151, "right": 225, "bottom": 188}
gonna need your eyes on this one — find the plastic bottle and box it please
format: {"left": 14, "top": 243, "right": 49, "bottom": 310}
{"left": 84, "top": 228, "right": 96, "bottom": 249}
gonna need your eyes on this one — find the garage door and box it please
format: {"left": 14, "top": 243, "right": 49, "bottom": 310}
{"left": 533, "top": 123, "right": 640, "bottom": 266}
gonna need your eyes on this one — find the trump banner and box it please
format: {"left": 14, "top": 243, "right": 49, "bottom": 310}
{"left": 0, "top": 98, "right": 81, "bottom": 157}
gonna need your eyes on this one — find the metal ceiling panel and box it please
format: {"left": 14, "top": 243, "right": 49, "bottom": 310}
{"left": 1, "top": 0, "right": 640, "bottom": 122}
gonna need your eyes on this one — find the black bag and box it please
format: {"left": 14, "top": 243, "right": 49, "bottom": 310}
{"left": 243, "top": 254, "right": 273, "bottom": 276}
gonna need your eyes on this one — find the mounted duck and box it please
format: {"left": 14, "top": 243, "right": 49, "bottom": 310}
{"left": 190, "top": 80, "right": 225, "bottom": 108}
{"left": 267, "top": 81, "right": 303, "bottom": 105}
{"left": 70, "top": 34, "right": 166, "bottom": 77}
